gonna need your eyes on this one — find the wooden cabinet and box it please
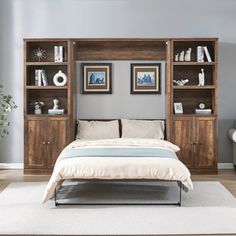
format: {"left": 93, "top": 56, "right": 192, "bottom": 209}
{"left": 47, "top": 117, "right": 69, "bottom": 168}
{"left": 25, "top": 117, "right": 47, "bottom": 169}
{"left": 171, "top": 117, "right": 194, "bottom": 168}
{"left": 24, "top": 39, "right": 76, "bottom": 173}
{"left": 172, "top": 116, "right": 217, "bottom": 172}
{"left": 195, "top": 117, "right": 216, "bottom": 169}
{"left": 24, "top": 116, "right": 69, "bottom": 170}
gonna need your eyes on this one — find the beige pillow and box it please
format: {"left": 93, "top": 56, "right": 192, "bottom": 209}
{"left": 76, "top": 120, "right": 120, "bottom": 139}
{"left": 121, "top": 119, "right": 165, "bottom": 139}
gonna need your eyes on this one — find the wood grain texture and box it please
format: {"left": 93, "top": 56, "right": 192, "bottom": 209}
{"left": 172, "top": 116, "right": 194, "bottom": 168}
{"left": 195, "top": 117, "right": 217, "bottom": 169}
{"left": 47, "top": 117, "right": 69, "bottom": 168}
{"left": 24, "top": 117, "right": 47, "bottom": 169}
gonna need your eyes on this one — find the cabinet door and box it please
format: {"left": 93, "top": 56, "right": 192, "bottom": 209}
{"left": 195, "top": 117, "right": 217, "bottom": 169}
{"left": 171, "top": 117, "right": 194, "bottom": 168}
{"left": 47, "top": 117, "right": 69, "bottom": 168}
{"left": 25, "top": 117, "right": 47, "bottom": 168}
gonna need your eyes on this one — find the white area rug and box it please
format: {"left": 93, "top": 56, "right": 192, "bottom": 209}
{"left": 0, "top": 181, "right": 236, "bottom": 235}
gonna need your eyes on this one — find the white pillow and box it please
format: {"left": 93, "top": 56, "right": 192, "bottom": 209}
{"left": 76, "top": 120, "right": 120, "bottom": 139}
{"left": 121, "top": 119, "right": 165, "bottom": 139}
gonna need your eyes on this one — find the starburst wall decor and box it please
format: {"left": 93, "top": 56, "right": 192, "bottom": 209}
{"left": 32, "top": 47, "right": 46, "bottom": 61}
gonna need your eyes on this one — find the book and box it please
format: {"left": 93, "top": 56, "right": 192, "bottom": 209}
{"left": 48, "top": 109, "right": 64, "bottom": 115}
{"left": 35, "top": 69, "right": 42, "bottom": 86}
{"left": 41, "top": 70, "right": 48, "bottom": 86}
{"left": 195, "top": 109, "right": 212, "bottom": 114}
{"left": 203, "top": 46, "right": 212, "bottom": 62}
{"left": 197, "top": 46, "right": 204, "bottom": 62}
{"left": 54, "top": 46, "right": 63, "bottom": 62}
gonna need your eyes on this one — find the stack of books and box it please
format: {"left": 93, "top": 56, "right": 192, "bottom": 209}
{"left": 197, "top": 46, "right": 212, "bottom": 62}
{"left": 35, "top": 70, "right": 48, "bottom": 86}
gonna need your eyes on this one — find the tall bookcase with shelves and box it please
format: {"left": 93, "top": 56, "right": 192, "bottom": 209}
{"left": 169, "top": 38, "right": 218, "bottom": 173}
{"left": 24, "top": 39, "right": 76, "bottom": 173}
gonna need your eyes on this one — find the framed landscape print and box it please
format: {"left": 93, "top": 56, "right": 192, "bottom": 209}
{"left": 81, "top": 63, "right": 112, "bottom": 94}
{"left": 130, "top": 63, "right": 161, "bottom": 94}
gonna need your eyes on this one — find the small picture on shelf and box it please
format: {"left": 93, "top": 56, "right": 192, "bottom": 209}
{"left": 81, "top": 63, "right": 112, "bottom": 94}
{"left": 174, "top": 102, "right": 183, "bottom": 114}
{"left": 131, "top": 63, "right": 161, "bottom": 94}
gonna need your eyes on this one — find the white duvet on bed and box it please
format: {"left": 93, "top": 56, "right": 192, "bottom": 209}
{"left": 42, "top": 138, "right": 193, "bottom": 203}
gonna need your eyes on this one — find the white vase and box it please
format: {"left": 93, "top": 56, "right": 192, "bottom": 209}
{"left": 34, "top": 108, "right": 42, "bottom": 115}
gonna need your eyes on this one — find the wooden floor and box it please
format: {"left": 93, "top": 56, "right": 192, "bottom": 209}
{"left": 0, "top": 169, "right": 236, "bottom": 236}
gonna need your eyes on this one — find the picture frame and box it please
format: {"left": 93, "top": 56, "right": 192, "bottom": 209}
{"left": 130, "top": 63, "right": 161, "bottom": 94}
{"left": 81, "top": 63, "right": 112, "bottom": 94}
{"left": 174, "top": 102, "right": 183, "bottom": 114}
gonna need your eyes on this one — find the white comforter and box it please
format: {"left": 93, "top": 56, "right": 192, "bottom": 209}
{"left": 42, "top": 138, "right": 193, "bottom": 203}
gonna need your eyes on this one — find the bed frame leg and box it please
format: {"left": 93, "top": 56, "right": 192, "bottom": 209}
{"left": 55, "top": 189, "right": 58, "bottom": 207}
{"left": 179, "top": 182, "right": 182, "bottom": 207}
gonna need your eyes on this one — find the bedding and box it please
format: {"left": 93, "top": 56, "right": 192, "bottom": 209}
{"left": 121, "top": 119, "right": 165, "bottom": 139}
{"left": 42, "top": 138, "right": 193, "bottom": 203}
{"left": 76, "top": 120, "right": 119, "bottom": 139}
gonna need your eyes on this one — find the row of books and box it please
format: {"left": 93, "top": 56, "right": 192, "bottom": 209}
{"left": 35, "top": 70, "right": 48, "bottom": 86}
{"left": 197, "top": 46, "right": 212, "bottom": 62}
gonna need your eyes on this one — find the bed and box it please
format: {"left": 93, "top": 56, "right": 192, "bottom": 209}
{"left": 42, "top": 119, "right": 193, "bottom": 206}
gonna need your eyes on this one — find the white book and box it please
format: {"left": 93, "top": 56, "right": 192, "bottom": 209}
{"left": 59, "top": 46, "right": 63, "bottom": 62}
{"left": 41, "top": 70, "right": 48, "bottom": 86}
{"left": 203, "top": 46, "right": 212, "bottom": 62}
{"left": 197, "top": 46, "right": 204, "bottom": 62}
{"left": 195, "top": 109, "right": 212, "bottom": 114}
{"left": 35, "top": 69, "right": 42, "bottom": 86}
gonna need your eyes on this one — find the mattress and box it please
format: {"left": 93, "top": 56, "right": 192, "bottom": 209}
{"left": 42, "top": 138, "right": 193, "bottom": 203}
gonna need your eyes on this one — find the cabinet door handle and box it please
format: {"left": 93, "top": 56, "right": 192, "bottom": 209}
{"left": 42, "top": 141, "right": 46, "bottom": 145}
{"left": 47, "top": 141, "right": 51, "bottom": 144}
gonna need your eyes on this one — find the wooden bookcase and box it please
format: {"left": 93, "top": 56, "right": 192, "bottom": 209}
{"left": 23, "top": 37, "right": 218, "bottom": 174}
{"left": 168, "top": 38, "right": 218, "bottom": 173}
{"left": 24, "top": 39, "right": 76, "bottom": 173}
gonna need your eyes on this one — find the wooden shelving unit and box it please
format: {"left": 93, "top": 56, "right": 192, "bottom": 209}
{"left": 23, "top": 37, "right": 218, "bottom": 175}
{"left": 168, "top": 38, "right": 218, "bottom": 173}
{"left": 24, "top": 39, "right": 76, "bottom": 173}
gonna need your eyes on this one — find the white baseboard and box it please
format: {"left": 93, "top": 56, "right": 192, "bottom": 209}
{"left": 0, "top": 162, "right": 234, "bottom": 170}
{"left": 0, "top": 163, "right": 23, "bottom": 170}
{"left": 218, "top": 163, "right": 235, "bottom": 169}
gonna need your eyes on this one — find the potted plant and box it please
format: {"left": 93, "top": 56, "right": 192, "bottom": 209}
{"left": 0, "top": 85, "right": 17, "bottom": 138}
{"left": 30, "top": 101, "right": 44, "bottom": 114}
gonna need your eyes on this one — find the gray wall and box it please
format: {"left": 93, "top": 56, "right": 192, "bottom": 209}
{"left": 77, "top": 61, "right": 165, "bottom": 119}
{"left": 0, "top": 0, "right": 236, "bottom": 163}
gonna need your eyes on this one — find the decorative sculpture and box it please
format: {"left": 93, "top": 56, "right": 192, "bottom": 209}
{"left": 175, "top": 53, "right": 179, "bottom": 61}
{"left": 53, "top": 99, "right": 59, "bottom": 110}
{"left": 184, "top": 48, "right": 192, "bottom": 61}
{"left": 198, "top": 68, "right": 205, "bottom": 86}
{"left": 53, "top": 70, "right": 68, "bottom": 86}
{"left": 179, "top": 51, "right": 185, "bottom": 61}
{"left": 173, "top": 79, "right": 189, "bottom": 86}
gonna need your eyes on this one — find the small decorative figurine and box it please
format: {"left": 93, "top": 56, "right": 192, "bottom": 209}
{"left": 179, "top": 51, "right": 185, "bottom": 61}
{"left": 173, "top": 79, "right": 189, "bottom": 86}
{"left": 184, "top": 48, "right": 192, "bottom": 61}
{"left": 53, "top": 99, "right": 59, "bottom": 110}
{"left": 175, "top": 53, "right": 179, "bottom": 61}
{"left": 198, "top": 68, "right": 205, "bottom": 86}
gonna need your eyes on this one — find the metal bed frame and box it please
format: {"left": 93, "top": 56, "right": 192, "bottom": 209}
{"left": 54, "top": 180, "right": 182, "bottom": 207}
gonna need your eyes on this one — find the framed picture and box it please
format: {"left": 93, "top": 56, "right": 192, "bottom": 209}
{"left": 130, "top": 63, "right": 161, "bottom": 94}
{"left": 174, "top": 102, "right": 183, "bottom": 114}
{"left": 81, "top": 63, "right": 112, "bottom": 94}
